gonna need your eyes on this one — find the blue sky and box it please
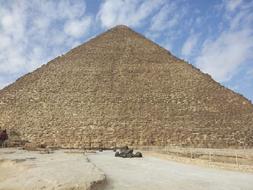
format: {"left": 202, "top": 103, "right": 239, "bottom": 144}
{"left": 0, "top": 0, "right": 253, "bottom": 102}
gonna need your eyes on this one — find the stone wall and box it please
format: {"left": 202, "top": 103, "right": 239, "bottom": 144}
{"left": 0, "top": 25, "right": 253, "bottom": 149}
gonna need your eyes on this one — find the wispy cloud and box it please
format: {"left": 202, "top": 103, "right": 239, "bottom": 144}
{"left": 0, "top": 0, "right": 92, "bottom": 88}
{"left": 195, "top": 0, "right": 253, "bottom": 82}
{"left": 246, "top": 68, "right": 253, "bottom": 77}
{"left": 181, "top": 34, "right": 199, "bottom": 57}
{"left": 224, "top": 0, "right": 243, "bottom": 12}
{"left": 64, "top": 17, "right": 91, "bottom": 38}
{"left": 195, "top": 30, "right": 253, "bottom": 82}
{"left": 97, "top": 0, "right": 165, "bottom": 28}
{"left": 145, "top": 1, "right": 188, "bottom": 53}
{"left": 149, "top": 3, "right": 178, "bottom": 32}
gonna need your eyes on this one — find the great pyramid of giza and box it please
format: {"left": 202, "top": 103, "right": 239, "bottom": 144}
{"left": 0, "top": 25, "right": 253, "bottom": 148}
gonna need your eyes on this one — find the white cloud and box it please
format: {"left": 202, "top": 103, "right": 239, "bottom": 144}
{"left": 224, "top": 0, "right": 243, "bottom": 12}
{"left": 195, "top": 29, "right": 253, "bottom": 82}
{"left": 147, "top": 1, "right": 188, "bottom": 52}
{"left": 195, "top": 1, "right": 253, "bottom": 82}
{"left": 246, "top": 68, "right": 253, "bottom": 78}
{"left": 0, "top": 0, "right": 92, "bottom": 89}
{"left": 97, "top": 0, "right": 165, "bottom": 28}
{"left": 149, "top": 4, "right": 173, "bottom": 31}
{"left": 64, "top": 17, "right": 91, "bottom": 38}
{"left": 181, "top": 34, "right": 199, "bottom": 57}
{"left": 149, "top": 2, "right": 185, "bottom": 33}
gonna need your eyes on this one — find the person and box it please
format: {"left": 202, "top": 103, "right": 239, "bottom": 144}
{"left": 0, "top": 129, "right": 8, "bottom": 148}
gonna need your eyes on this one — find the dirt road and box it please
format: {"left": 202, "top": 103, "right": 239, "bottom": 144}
{"left": 87, "top": 151, "right": 253, "bottom": 190}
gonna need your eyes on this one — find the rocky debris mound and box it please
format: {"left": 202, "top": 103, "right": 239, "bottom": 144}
{"left": 115, "top": 146, "right": 142, "bottom": 158}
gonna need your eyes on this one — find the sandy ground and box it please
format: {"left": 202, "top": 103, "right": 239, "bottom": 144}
{"left": 1, "top": 148, "right": 253, "bottom": 190}
{"left": 87, "top": 151, "right": 253, "bottom": 190}
{"left": 0, "top": 148, "right": 105, "bottom": 190}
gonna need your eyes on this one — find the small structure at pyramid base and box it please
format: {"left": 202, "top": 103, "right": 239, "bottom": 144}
{"left": 0, "top": 25, "right": 253, "bottom": 149}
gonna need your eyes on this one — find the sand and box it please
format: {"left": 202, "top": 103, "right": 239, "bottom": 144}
{"left": 0, "top": 148, "right": 106, "bottom": 190}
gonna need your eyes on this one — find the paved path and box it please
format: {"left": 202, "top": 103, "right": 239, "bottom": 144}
{"left": 87, "top": 151, "right": 253, "bottom": 190}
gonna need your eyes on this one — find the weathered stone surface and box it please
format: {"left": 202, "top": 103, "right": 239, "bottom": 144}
{"left": 0, "top": 25, "right": 253, "bottom": 148}
{"left": 0, "top": 149, "right": 106, "bottom": 190}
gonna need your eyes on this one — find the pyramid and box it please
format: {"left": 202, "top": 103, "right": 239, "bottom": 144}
{"left": 0, "top": 25, "right": 253, "bottom": 148}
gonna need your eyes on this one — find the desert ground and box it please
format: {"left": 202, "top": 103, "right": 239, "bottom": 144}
{"left": 1, "top": 148, "right": 253, "bottom": 190}
{"left": 0, "top": 148, "right": 105, "bottom": 190}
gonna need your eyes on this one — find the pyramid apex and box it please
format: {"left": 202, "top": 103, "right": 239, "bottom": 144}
{"left": 112, "top": 25, "right": 131, "bottom": 30}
